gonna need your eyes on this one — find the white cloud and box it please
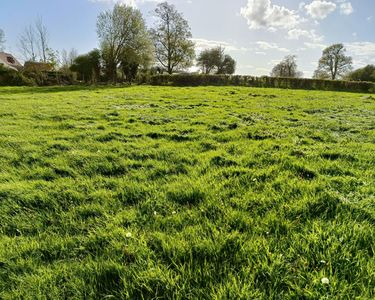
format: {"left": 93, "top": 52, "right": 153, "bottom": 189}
{"left": 256, "top": 41, "right": 289, "bottom": 52}
{"left": 188, "top": 66, "right": 200, "bottom": 73}
{"left": 305, "top": 1, "right": 336, "bottom": 19}
{"left": 287, "top": 29, "right": 323, "bottom": 42}
{"left": 268, "top": 59, "right": 282, "bottom": 66}
{"left": 256, "top": 67, "right": 270, "bottom": 74}
{"left": 367, "top": 16, "right": 373, "bottom": 22}
{"left": 304, "top": 42, "right": 327, "bottom": 50}
{"left": 241, "top": 64, "right": 255, "bottom": 68}
{"left": 89, "top": 0, "right": 161, "bottom": 8}
{"left": 191, "top": 38, "right": 250, "bottom": 52}
{"left": 240, "top": 0, "right": 301, "bottom": 30}
{"left": 346, "top": 42, "right": 375, "bottom": 67}
{"left": 340, "top": 2, "right": 353, "bottom": 15}
{"left": 346, "top": 42, "right": 375, "bottom": 58}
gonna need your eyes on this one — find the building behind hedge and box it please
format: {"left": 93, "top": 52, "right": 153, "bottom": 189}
{"left": 0, "top": 52, "right": 23, "bottom": 71}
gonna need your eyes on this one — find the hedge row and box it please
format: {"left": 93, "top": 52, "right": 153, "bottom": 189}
{"left": 0, "top": 65, "right": 35, "bottom": 86}
{"left": 0, "top": 65, "right": 76, "bottom": 87}
{"left": 23, "top": 71, "right": 76, "bottom": 86}
{"left": 149, "top": 74, "right": 375, "bottom": 93}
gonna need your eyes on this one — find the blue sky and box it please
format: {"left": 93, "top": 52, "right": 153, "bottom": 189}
{"left": 0, "top": 0, "right": 374, "bottom": 77}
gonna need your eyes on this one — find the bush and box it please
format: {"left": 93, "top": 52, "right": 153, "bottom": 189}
{"left": 347, "top": 65, "right": 375, "bottom": 82}
{"left": 24, "top": 71, "right": 76, "bottom": 86}
{"left": 0, "top": 65, "right": 35, "bottom": 86}
{"left": 148, "top": 74, "right": 375, "bottom": 93}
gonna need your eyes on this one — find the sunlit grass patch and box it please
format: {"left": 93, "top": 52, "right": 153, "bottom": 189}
{"left": 0, "top": 85, "right": 374, "bottom": 298}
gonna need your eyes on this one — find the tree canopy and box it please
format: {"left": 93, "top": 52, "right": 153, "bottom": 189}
{"left": 314, "top": 44, "right": 352, "bottom": 80}
{"left": 347, "top": 65, "right": 375, "bottom": 82}
{"left": 150, "top": 2, "right": 195, "bottom": 74}
{"left": 97, "top": 4, "right": 152, "bottom": 82}
{"left": 271, "top": 55, "right": 302, "bottom": 78}
{"left": 119, "top": 45, "right": 153, "bottom": 82}
{"left": 70, "top": 49, "right": 101, "bottom": 83}
{"left": 197, "top": 47, "right": 236, "bottom": 75}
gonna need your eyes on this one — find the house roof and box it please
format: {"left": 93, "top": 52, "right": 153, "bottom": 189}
{"left": 0, "top": 52, "right": 23, "bottom": 71}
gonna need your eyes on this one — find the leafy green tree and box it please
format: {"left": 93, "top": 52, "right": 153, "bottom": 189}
{"left": 314, "top": 44, "right": 352, "bottom": 80}
{"left": 70, "top": 49, "right": 101, "bottom": 83}
{"left": 197, "top": 47, "right": 221, "bottom": 74}
{"left": 0, "top": 29, "right": 5, "bottom": 51}
{"left": 197, "top": 47, "right": 236, "bottom": 75}
{"left": 97, "top": 4, "right": 152, "bottom": 82}
{"left": 121, "top": 60, "right": 139, "bottom": 83}
{"left": 119, "top": 46, "right": 152, "bottom": 83}
{"left": 150, "top": 2, "right": 195, "bottom": 74}
{"left": 271, "top": 55, "right": 302, "bottom": 78}
{"left": 218, "top": 54, "right": 236, "bottom": 75}
{"left": 347, "top": 65, "right": 375, "bottom": 82}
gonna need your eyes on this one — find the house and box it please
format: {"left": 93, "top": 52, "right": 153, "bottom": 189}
{"left": 0, "top": 52, "right": 23, "bottom": 71}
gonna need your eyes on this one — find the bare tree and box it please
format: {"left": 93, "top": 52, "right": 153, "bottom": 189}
{"left": 19, "top": 18, "right": 50, "bottom": 62}
{"left": 19, "top": 25, "right": 38, "bottom": 61}
{"left": 61, "top": 48, "right": 78, "bottom": 67}
{"left": 0, "top": 28, "right": 5, "bottom": 51}
{"left": 61, "top": 49, "right": 69, "bottom": 66}
{"left": 35, "top": 17, "right": 49, "bottom": 62}
{"left": 68, "top": 48, "right": 78, "bottom": 66}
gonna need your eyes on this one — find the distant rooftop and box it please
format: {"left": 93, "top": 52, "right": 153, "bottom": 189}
{"left": 0, "top": 52, "right": 23, "bottom": 71}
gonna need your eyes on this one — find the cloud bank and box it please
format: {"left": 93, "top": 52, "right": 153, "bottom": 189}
{"left": 240, "top": 0, "right": 301, "bottom": 30}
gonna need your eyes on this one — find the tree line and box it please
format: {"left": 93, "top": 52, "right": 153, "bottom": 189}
{"left": 271, "top": 44, "right": 374, "bottom": 82}
{"left": 0, "top": 2, "right": 236, "bottom": 83}
{"left": 0, "top": 2, "right": 374, "bottom": 84}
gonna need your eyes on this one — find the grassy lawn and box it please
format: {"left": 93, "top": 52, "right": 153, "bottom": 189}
{"left": 0, "top": 85, "right": 374, "bottom": 299}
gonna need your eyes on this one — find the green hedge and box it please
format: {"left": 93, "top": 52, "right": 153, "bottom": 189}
{"left": 148, "top": 74, "right": 375, "bottom": 93}
{"left": 23, "top": 71, "right": 76, "bottom": 86}
{"left": 0, "top": 65, "right": 35, "bottom": 86}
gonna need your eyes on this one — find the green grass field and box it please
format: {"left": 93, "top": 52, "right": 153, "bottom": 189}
{"left": 0, "top": 85, "right": 374, "bottom": 299}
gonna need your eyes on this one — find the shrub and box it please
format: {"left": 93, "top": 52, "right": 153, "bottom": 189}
{"left": 24, "top": 71, "right": 76, "bottom": 86}
{"left": 0, "top": 65, "right": 35, "bottom": 86}
{"left": 147, "top": 74, "right": 375, "bottom": 93}
{"left": 347, "top": 65, "right": 375, "bottom": 82}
